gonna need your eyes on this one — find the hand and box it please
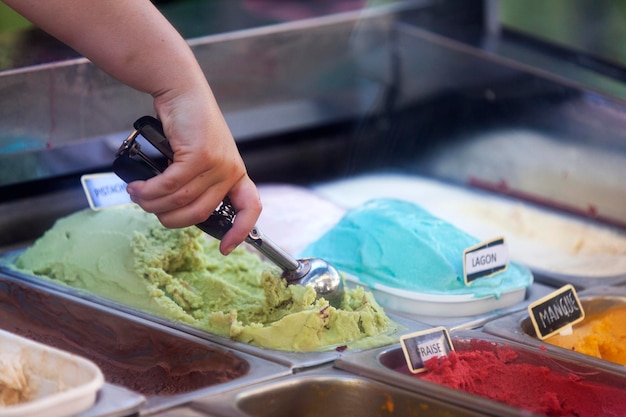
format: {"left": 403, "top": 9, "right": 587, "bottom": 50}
{"left": 126, "top": 85, "right": 262, "bottom": 255}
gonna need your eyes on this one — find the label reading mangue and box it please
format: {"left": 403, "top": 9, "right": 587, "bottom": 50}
{"left": 463, "top": 237, "right": 509, "bottom": 284}
{"left": 81, "top": 173, "right": 132, "bottom": 210}
{"left": 528, "top": 284, "right": 585, "bottom": 340}
{"left": 400, "top": 327, "right": 454, "bottom": 374}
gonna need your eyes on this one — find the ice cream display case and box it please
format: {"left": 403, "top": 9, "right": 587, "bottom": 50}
{"left": 2, "top": 0, "right": 626, "bottom": 415}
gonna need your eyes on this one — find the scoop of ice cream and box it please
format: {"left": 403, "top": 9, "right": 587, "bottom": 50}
{"left": 14, "top": 205, "right": 396, "bottom": 352}
{"left": 545, "top": 305, "right": 626, "bottom": 365}
{"left": 300, "top": 198, "right": 532, "bottom": 298}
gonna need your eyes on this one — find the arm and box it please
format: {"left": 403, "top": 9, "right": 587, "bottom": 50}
{"left": 4, "top": 0, "right": 261, "bottom": 254}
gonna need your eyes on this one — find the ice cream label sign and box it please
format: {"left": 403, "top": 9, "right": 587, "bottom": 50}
{"left": 528, "top": 284, "right": 585, "bottom": 340}
{"left": 400, "top": 327, "right": 454, "bottom": 374}
{"left": 463, "top": 237, "right": 509, "bottom": 284}
{"left": 81, "top": 173, "right": 133, "bottom": 210}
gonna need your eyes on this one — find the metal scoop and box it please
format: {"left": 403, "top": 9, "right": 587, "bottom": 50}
{"left": 113, "top": 116, "right": 344, "bottom": 308}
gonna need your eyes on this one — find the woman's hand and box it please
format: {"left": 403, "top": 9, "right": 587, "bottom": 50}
{"left": 128, "top": 85, "right": 262, "bottom": 254}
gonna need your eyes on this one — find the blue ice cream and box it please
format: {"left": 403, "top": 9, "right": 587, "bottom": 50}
{"left": 300, "top": 198, "right": 533, "bottom": 298}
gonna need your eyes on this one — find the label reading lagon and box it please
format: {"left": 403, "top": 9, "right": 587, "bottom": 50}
{"left": 463, "top": 237, "right": 509, "bottom": 285}
{"left": 81, "top": 173, "right": 133, "bottom": 210}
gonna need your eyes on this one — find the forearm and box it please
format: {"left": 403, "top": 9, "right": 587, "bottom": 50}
{"left": 4, "top": 0, "right": 205, "bottom": 98}
{"left": 5, "top": 0, "right": 261, "bottom": 250}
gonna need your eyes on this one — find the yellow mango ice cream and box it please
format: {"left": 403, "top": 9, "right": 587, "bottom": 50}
{"left": 13, "top": 205, "right": 396, "bottom": 352}
{"left": 545, "top": 305, "right": 626, "bottom": 365}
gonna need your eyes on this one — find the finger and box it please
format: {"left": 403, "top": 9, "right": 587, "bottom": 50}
{"left": 219, "top": 176, "right": 262, "bottom": 255}
{"left": 152, "top": 182, "right": 230, "bottom": 229}
{"left": 126, "top": 160, "right": 195, "bottom": 204}
{"left": 128, "top": 168, "right": 221, "bottom": 218}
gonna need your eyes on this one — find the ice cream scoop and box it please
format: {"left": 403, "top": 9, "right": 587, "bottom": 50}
{"left": 113, "top": 116, "right": 344, "bottom": 308}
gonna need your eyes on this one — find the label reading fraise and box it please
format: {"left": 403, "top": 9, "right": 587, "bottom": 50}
{"left": 528, "top": 284, "right": 585, "bottom": 340}
{"left": 463, "top": 237, "right": 509, "bottom": 285}
{"left": 81, "top": 173, "right": 132, "bottom": 210}
{"left": 400, "top": 327, "right": 454, "bottom": 374}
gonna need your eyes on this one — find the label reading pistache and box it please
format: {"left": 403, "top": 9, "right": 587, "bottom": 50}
{"left": 400, "top": 327, "right": 454, "bottom": 374}
{"left": 81, "top": 173, "right": 132, "bottom": 210}
{"left": 528, "top": 284, "right": 585, "bottom": 340}
{"left": 463, "top": 237, "right": 509, "bottom": 284}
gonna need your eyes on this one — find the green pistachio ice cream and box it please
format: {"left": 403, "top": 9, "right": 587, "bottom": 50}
{"left": 14, "top": 205, "right": 396, "bottom": 352}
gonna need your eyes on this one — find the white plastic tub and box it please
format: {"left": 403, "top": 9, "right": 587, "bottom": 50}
{"left": 347, "top": 275, "right": 527, "bottom": 317}
{"left": 0, "top": 329, "right": 104, "bottom": 417}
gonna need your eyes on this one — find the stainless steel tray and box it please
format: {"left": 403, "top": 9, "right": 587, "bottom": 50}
{"left": 335, "top": 329, "right": 626, "bottom": 417}
{"left": 0, "top": 272, "right": 290, "bottom": 416}
{"left": 186, "top": 366, "right": 502, "bottom": 417}
{"left": 0, "top": 251, "right": 428, "bottom": 371}
{"left": 530, "top": 268, "right": 626, "bottom": 290}
{"left": 483, "top": 285, "right": 626, "bottom": 375}
{"left": 78, "top": 384, "right": 145, "bottom": 417}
